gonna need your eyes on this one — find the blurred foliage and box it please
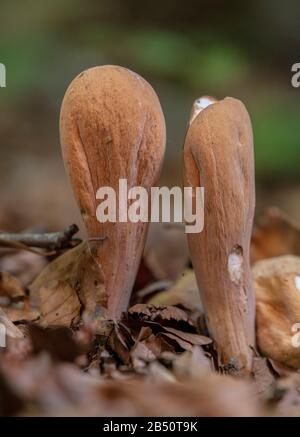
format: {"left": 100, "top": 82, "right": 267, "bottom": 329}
{"left": 0, "top": 0, "right": 299, "bottom": 183}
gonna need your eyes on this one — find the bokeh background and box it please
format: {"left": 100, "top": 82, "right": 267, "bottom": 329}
{"left": 0, "top": 0, "right": 300, "bottom": 233}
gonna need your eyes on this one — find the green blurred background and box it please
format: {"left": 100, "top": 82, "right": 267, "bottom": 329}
{"left": 0, "top": 0, "right": 299, "bottom": 231}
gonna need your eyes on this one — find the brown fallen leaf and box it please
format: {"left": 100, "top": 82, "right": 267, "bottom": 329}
{"left": 107, "top": 304, "right": 212, "bottom": 366}
{"left": 38, "top": 280, "right": 81, "bottom": 328}
{"left": 0, "top": 308, "right": 23, "bottom": 340}
{"left": 148, "top": 269, "right": 203, "bottom": 314}
{"left": 29, "top": 325, "right": 86, "bottom": 362}
{"left": 173, "top": 346, "right": 213, "bottom": 379}
{"left": 251, "top": 208, "right": 300, "bottom": 263}
{"left": 254, "top": 255, "right": 300, "bottom": 368}
{"left": 106, "top": 326, "right": 131, "bottom": 365}
{"left": 162, "top": 326, "right": 211, "bottom": 346}
{"left": 160, "top": 332, "right": 194, "bottom": 351}
{"left": 30, "top": 241, "right": 106, "bottom": 316}
{"left": 1, "top": 306, "right": 40, "bottom": 323}
{"left": 129, "top": 303, "right": 192, "bottom": 327}
{"left": 272, "top": 373, "right": 300, "bottom": 416}
{"left": 251, "top": 357, "right": 276, "bottom": 399}
{"left": 130, "top": 339, "right": 157, "bottom": 369}
{"left": 0, "top": 271, "right": 25, "bottom": 299}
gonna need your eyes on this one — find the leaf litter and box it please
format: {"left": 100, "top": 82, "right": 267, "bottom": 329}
{"left": 1, "top": 209, "right": 300, "bottom": 416}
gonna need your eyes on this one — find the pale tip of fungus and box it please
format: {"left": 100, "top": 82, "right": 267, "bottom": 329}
{"left": 189, "top": 96, "right": 217, "bottom": 125}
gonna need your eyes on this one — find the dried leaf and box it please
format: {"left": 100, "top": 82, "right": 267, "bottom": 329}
{"left": 148, "top": 269, "right": 203, "bottom": 314}
{"left": 272, "top": 374, "right": 300, "bottom": 416}
{"left": 0, "top": 272, "right": 25, "bottom": 299}
{"left": 162, "top": 326, "right": 211, "bottom": 346}
{"left": 254, "top": 255, "right": 300, "bottom": 368}
{"left": 173, "top": 347, "right": 213, "bottom": 379}
{"left": 29, "top": 325, "right": 86, "bottom": 362}
{"left": 252, "top": 357, "right": 276, "bottom": 399}
{"left": 1, "top": 306, "right": 40, "bottom": 323}
{"left": 129, "top": 303, "right": 191, "bottom": 325}
{"left": 30, "top": 242, "right": 106, "bottom": 316}
{"left": 160, "top": 332, "right": 193, "bottom": 351}
{"left": 0, "top": 308, "right": 23, "bottom": 339}
{"left": 251, "top": 208, "right": 300, "bottom": 263}
{"left": 38, "top": 280, "right": 81, "bottom": 328}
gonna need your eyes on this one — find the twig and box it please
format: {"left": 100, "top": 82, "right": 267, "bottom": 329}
{"left": 0, "top": 224, "right": 81, "bottom": 253}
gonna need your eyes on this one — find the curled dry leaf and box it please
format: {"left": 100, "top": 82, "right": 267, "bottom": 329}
{"left": 29, "top": 325, "right": 86, "bottom": 363}
{"left": 183, "top": 96, "right": 256, "bottom": 372}
{"left": 251, "top": 357, "right": 276, "bottom": 399}
{"left": 161, "top": 326, "right": 211, "bottom": 347}
{"left": 0, "top": 271, "right": 25, "bottom": 299}
{"left": 129, "top": 304, "right": 211, "bottom": 351}
{"left": 1, "top": 306, "right": 39, "bottom": 323}
{"left": 173, "top": 346, "right": 213, "bottom": 380}
{"left": 272, "top": 374, "right": 300, "bottom": 417}
{"left": 38, "top": 280, "right": 81, "bottom": 328}
{"left": 60, "top": 65, "right": 166, "bottom": 320}
{"left": 254, "top": 255, "right": 300, "bottom": 368}
{"left": 30, "top": 242, "right": 103, "bottom": 316}
{"left": 251, "top": 208, "right": 300, "bottom": 263}
{"left": 128, "top": 303, "right": 192, "bottom": 327}
{"left": 0, "top": 308, "right": 23, "bottom": 340}
{"left": 0, "top": 271, "right": 39, "bottom": 324}
{"left": 148, "top": 269, "right": 203, "bottom": 314}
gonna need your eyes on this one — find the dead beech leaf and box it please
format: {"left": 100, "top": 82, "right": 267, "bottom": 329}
{"left": 0, "top": 308, "right": 23, "bottom": 339}
{"left": 162, "top": 326, "right": 211, "bottom": 346}
{"left": 129, "top": 303, "right": 191, "bottom": 326}
{"left": 131, "top": 339, "right": 157, "bottom": 368}
{"left": 253, "top": 255, "right": 300, "bottom": 368}
{"left": 30, "top": 242, "right": 106, "bottom": 316}
{"left": 252, "top": 357, "right": 276, "bottom": 399}
{"left": 148, "top": 269, "right": 203, "bottom": 313}
{"left": 173, "top": 347, "right": 213, "bottom": 380}
{"left": 1, "top": 306, "right": 39, "bottom": 323}
{"left": 251, "top": 208, "right": 300, "bottom": 263}
{"left": 272, "top": 374, "right": 300, "bottom": 416}
{"left": 160, "top": 332, "right": 194, "bottom": 351}
{"left": 29, "top": 325, "right": 86, "bottom": 362}
{"left": 130, "top": 327, "right": 174, "bottom": 368}
{"left": 38, "top": 280, "right": 81, "bottom": 328}
{"left": 0, "top": 272, "right": 25, "bottom": 299}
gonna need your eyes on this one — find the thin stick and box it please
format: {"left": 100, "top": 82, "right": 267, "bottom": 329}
{"left": 0, "top": 224, "right": 81, "bottom": 252}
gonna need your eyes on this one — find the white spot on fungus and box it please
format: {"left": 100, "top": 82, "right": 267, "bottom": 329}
{"left": 228, "top": 245, "right": 243, "bottom": 285}
{"left": 295, "top": 275, "right": 300, "bottom": 292}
